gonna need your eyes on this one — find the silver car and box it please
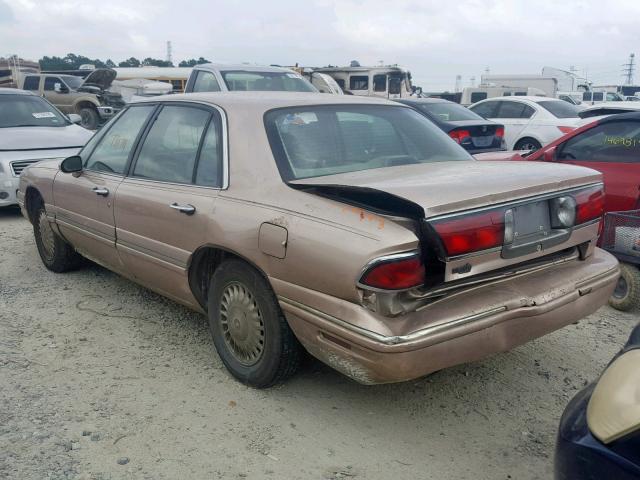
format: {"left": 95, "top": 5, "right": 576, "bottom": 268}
{"left": 0, "top": 88, "right": 93, "bottom": 207}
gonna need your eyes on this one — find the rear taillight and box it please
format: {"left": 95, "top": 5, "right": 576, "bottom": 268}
{"left": 360, "top": 254, "right": 425, "bottom": 290}
{"left": 558, "top": 126, "right": 575, "bottom": 134}
{"left": 495, "top": 126, "right": 504, "bottom": 138}
{"left": 575, "top": 185, "right": 605, "bottom": 225}
{"left": 432, "top": 210, "right": 505, "bottom": 257}
{"left": 448, "top": 129, "right": 471, "bottom": 144}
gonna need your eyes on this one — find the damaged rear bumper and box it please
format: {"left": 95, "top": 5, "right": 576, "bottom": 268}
{"left": 275, "top": 248, "right": 619, "bottom": 384}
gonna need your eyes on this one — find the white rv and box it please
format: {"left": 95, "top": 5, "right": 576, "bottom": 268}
{"left": 313, "top": 65, "right": 414, "bottom": 98}
{"left": 460, "top": 86, "right": 546, "bottom": 106}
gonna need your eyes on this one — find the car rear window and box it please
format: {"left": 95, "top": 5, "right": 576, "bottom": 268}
{"left": 265, "top": 105, "right": 471, "bottom": 181}
{"left": 221, "top": 70, "right": 316, "bottom": 92}
{"left": 537, "top": 101, "right": 580, "bottom": 119}
{"left": 417, "top": 102, "right": 483, "bottom": 122}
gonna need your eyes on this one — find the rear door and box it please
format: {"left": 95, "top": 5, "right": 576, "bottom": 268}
{"left": 53, "top": 104, "right": 156, "bottom": 272}
{"left": 114, "top": 103, "right": 225, "bottom": 307}
{"left": 491, "top": 100, "right": 536, "bottom": 149}
{"left": 555, "top": 119, "right": 640, "bottom": 211}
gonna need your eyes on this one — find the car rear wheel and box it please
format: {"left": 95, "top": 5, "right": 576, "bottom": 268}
{"left": 608, "top": 263, "right": 640, "bottom": 311}
{"left": 33, "top": 205, "right": 82, "bottom": 273}
{"left": 207, "top": 259, "right": 302, "bottom": 388}
{"left": 514, "top": 138, "right": 542, "bottom": 151}
{"left": 79, "top": 107, "right": 99, "bottom": 130}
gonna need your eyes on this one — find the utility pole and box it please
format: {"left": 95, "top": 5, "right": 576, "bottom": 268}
{"left": 622, "top": 53, "right": 635, "bottom": 85}
{"left": 166, "top": 41, "right": 173, "bottom": 65}
{"left": 454, "top": 74, "right": 462, "bottom": 93}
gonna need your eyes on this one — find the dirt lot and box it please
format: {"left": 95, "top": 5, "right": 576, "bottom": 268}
{"left": 1, "top": 207, "right": 637, "bottom": 480}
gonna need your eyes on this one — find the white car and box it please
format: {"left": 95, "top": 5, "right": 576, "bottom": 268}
{"left": 0, "top": 88, "right": 93, "bottom": 207}
{"left": 578, "top": 101, "right": 640, "bottom": 120}
{"left": 468, "top": 96, "right": 583, "bottom": 151}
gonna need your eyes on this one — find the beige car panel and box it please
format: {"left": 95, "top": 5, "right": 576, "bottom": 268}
{"left": 587, "top": 349, "right": 640, "bottom": 444}
{"left": 17, "top": 92, "right": 621, "bottom": 384}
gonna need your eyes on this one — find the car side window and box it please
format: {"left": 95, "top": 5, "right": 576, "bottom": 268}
{"left": 469, "top": 101, "right": 497, "bottom": 119}
{"left": 84, "top": 106, "right": 155, "bottom": 175}
{"left": 495, "top": 101, "right": 534, "bottom": 119}
{"left": 44, "top": 77, "right": 61, "bottom": 91}
{"left": 558, "top": 121, "right": 640, "bottom": 163}
{"left": 23, "top": 76, "right": 40, "bottom": 91}
{"left": 132, "top": 105, "right": 210, "bottom": 184}
{"left": 470, "top": 92, "right": 487, "bottom": 103}
{"left": 192, "top": 71, "right": 221, "bottom": 92}
{"left": 195, "top": 116, "right": 224, "bottom": 187}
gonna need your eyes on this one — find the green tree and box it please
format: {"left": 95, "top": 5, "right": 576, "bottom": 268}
{"left": 118, "top": 57, "right": 141, "bottom": 68}
{"left": 142, "top": 57, "right": 173, "bottom": 67}
{"left": 178, "top": 57, "right": 211, "bottom": 67}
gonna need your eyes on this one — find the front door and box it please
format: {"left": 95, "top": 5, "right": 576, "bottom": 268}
{"left": 114, "top": 103, "right": 225, "bottom": 308}
{"left": 555, "top": 119, "right": 640, "bottom": 212}
{"left": 53, "top": 104, "right": 156, "bottom": 272}
{"left": 43, "top": 76, "right": 72, "bottom": 113}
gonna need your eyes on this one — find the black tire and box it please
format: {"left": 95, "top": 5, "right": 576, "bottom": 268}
{"left": 608, "top": 263, "right": 640, "bottom": 311}
{"left": 33, "top": 204, "right": 82, "bottom": 273}
{"left": 514, "top": 138, "right": 542, "bottom": 151}
{"left": 207, "top": 259, "right": 301, "bottom": 388}
{"left": 79, "top": 107, "right": 99, "bottom": 130}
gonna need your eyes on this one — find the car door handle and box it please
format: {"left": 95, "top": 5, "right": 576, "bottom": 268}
{"left": 170, "top": 203, "right": 196, "bottom": 215}
{"left": 92, "top": 187, "right": 109, "bottom": 196}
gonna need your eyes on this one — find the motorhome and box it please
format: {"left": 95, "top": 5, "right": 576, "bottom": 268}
{"left": 460, "top": 86, "right": 546, "bottom": 106}
{"left": 313, "top": 65, "right": 414, "bottom": 98}
{"left": 0, "top": 57, "right": 40, "bottom": 88}
{"left": 480, "top": 74, "right": 558, "bottom": 98}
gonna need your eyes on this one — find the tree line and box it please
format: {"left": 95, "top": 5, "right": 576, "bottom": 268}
{"left": 37, "top": 53, "right": 211, "bottom": 70}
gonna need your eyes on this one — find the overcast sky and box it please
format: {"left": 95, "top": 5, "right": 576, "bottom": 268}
{"left": 1, "top": 0, "right": 639, "bottom": 90}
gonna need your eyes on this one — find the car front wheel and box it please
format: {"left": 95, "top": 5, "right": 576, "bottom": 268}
{"left": 79, "top": 107, "right": 99, "bottom": 130}
{"left": 207, "top": 259, "right": 302, "bottom": 388}
{"left": 514, "top": 138, "right": 542, "bottom": 151}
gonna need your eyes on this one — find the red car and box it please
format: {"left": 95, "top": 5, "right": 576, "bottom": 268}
{"left": 476, "top": 112, "right": 640, "bottom": 212}
{"left": 476, "top": 112, "right": 640, "bottom": 311}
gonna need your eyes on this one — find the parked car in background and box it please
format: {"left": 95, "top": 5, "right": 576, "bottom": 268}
{"left": 0, "top": 88, "right": 92, "bottom": 207}
{"left": 397, "top": 98, "right": 506, "bottom": 153}
{"left": 579, "top": 102, "right": 640, "bottom": 120}
{"left": 184, "top": 64, "right": 317, "bottom": 93}
{"left": 582, "top": 90, "right": 626, "bottom": 105}
{"left": 475, "top": 111, "right": 640, "bottom": 310}
{"left": 17, "top": 69, "right": 125, "bottom": 130}
{"left": 555, "top": 322, "right": 640, "bottom": 480}
{"left": 18, "top": 92, "right": 618, "bottom": 388}
{"left": 469, "top": 96, "right": 583, "bottom": 151}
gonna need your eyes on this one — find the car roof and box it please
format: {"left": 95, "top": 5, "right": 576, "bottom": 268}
{"left": 138, "top": 91, "right": 404, "bottom": 111}
{"left": 480, "top": 96, "right": 557, "bottom": 103}
{"left": 582, "top": 102, "right": 640, "bottom": 111}
{"left": 598, "top": 111, "right": 640, "bottom": 123}
{"left": 0, "top": 88, "right": 34, "bottom": 96}
{"left": 192, "top": 63, "right": 299, "bottom": 74}
{"left": 397, "top": 97, "right": 455, "bottom": 105}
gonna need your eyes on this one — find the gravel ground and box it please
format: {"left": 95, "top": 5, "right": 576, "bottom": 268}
{"left": 1, "top": 207, "right": 638, "bottom": 480}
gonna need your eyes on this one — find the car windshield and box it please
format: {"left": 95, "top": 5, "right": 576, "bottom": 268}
{"left": 61, "top": 76, "right": 83, "bottom": 89}
{"left": 537, "top": 101, "right": 580, "bottom": 119}
{"left": 0, "top": 94, "right": 69, "bottom": 128}
{"left": 416, "top": 102, "right": 483, "bottom": 122}
{"left": 221, "top": 70, "right": 316, "bottom": 92}
{"left": 266, "top": 105, "right": 472, "bottom": 181}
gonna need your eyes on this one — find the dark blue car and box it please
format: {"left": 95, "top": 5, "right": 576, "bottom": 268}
{"left": 555, "top": 322, "right": 640, "bottom": 479}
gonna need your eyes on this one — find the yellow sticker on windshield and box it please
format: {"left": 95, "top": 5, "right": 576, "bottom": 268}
{"left": 604, "top": 136, "right": 640, "bottom": 147}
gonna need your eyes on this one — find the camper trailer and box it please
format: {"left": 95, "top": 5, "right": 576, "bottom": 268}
{"left": 461, "top": 86, "right": 546, "bottom": 106}
{"left": 314, "top": 65, "right": 414, "bottom": 98}
{"left": 0, "top": 57, "right": 40, "bottom": 88}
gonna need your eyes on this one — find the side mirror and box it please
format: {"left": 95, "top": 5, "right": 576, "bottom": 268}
{"left": 60, "top": 155, "right": 83, "bottom": 173}
{"left": 54, "top": 83, "right": 68, "bottom": 93}
{"left": 68, "top": 114, "right": 82, "bottom": 124}
{"left": 541, "top": 146, "right": 557, "bottom": 162}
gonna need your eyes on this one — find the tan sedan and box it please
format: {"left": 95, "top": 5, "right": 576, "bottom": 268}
{"left": 18, "top": 92, "right": 619, "bottom": 387}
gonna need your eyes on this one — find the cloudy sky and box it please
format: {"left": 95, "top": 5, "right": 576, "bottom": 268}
{"left": 1, "top": 0, "right": 639, "bottom": 90}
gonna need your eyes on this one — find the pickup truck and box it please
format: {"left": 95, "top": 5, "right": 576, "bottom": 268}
{"left": 17, "top": 69, "right": 125, "bottom": 129}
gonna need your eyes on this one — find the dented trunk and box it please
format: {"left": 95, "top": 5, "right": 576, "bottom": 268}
{"left": 291, "top": 160, "right": 605, "bottom": 315}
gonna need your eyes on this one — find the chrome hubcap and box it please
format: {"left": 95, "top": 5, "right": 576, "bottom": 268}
{"left": 220, "top": 282, "right": 265, "bottom": 366}
{"left": 38, "top": 211, "right": 55, "bottom": 260}
{"left": 613, "top": 275, "right": 628, "bottom": 299}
